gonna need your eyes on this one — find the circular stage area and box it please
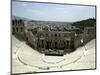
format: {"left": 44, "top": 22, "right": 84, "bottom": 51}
{"left": 12, "top": 34, "right": 95, "bottom": 73}
{"left": 17, "top": 43, "right": 86, "bottom": 70}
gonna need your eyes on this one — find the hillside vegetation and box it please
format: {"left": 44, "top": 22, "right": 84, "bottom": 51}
{"left": 72, "top": 18, "right": 96, "bottom": 30}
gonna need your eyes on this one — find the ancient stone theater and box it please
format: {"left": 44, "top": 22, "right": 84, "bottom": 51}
{"left": 12, "top": 18, "right": 95, "bottom": 56}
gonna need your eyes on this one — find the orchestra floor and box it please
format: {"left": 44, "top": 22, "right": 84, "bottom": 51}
{"left": 12, "top": 35, "right": 96, "bottom": 74}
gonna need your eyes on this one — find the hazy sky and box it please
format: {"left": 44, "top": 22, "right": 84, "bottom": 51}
{"left": 12, "top": 1, "right": 96, "bottom": 22}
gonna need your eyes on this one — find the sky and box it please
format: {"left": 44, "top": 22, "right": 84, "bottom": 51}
{"left": 12, "top": 1, "right": 96, "bottom": 22}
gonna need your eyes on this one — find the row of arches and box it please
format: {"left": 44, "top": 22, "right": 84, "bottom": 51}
{"left": 37, "top": 39, "right": 74, "bottom": 50}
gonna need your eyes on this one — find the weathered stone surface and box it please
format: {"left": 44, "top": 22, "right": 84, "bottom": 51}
{"left": 12, "top": 35, "right": 96, "bottom": 74}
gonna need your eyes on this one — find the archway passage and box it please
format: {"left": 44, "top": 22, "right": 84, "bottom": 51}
{"left": 45, "top": 41, "right": 71, "bottom": 56}
{"left": 36, "top": 38, "right": 76, "bottom": 56}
